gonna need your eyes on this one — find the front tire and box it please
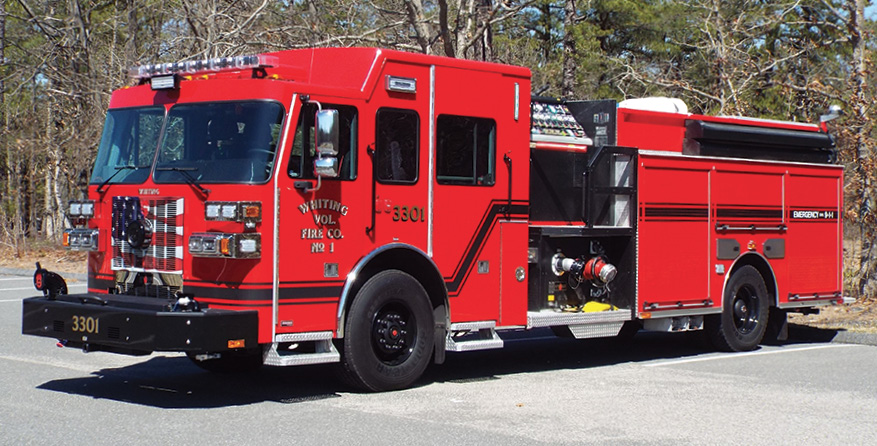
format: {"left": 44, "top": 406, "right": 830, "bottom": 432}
{"left": 340, "top": 270, "right": 434, "bottom": 392}
{"left": 705, "top": 265, "right": 770, "bottom": 352}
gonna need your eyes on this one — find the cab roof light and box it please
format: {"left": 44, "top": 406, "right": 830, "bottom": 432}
{"left": 129, "top": 54, "right": 279, "bottom": 81}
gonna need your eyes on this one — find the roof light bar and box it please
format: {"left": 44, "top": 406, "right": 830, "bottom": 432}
{"left": 129, "top": 54, "right": 278, "bottom": 80}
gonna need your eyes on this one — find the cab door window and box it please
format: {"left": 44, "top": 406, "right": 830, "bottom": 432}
{"left": 375, "top": 108, "right": 419, "bottom": 184}
{"left": 288, "top": 103, "right": 358, "bottom": 180}
{"left": 436, "top": 115, "right": 496, "bottom": 186}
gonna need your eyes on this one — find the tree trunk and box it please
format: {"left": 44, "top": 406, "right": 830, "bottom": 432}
{"left": 562, "top": 0, "right": 576, "bottom": 97}
{"left": 404, "top": 0, "right": 432, "bottom": 54}
{"left": 847, "top": 0, "right": 876, "bottom": 297}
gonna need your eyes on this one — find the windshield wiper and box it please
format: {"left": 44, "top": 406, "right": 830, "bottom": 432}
{"left": 97, "top": 165, "right": 144, "bottom": 193}
{"left": 155, "top": 166, "right": 211, "bottom": 196}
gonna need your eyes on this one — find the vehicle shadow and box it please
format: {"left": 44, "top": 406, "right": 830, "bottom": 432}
{"left": 36, "top": 327, "right": 837, "bottom": 409}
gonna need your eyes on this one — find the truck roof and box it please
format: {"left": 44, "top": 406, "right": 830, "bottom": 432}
{"left": 259, "top": 47, "right": 532, "bottom": 99}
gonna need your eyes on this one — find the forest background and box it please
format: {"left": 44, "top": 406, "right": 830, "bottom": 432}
{"left": 1, "top": 0, "right": 876, "bottom": 299}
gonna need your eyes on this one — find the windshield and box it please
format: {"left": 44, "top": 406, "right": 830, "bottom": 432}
{"left": 89, "top": 107, "right": 165, "bottom": 185}
{"left": 154, "top": 101, "right": 284, "bottom": 184}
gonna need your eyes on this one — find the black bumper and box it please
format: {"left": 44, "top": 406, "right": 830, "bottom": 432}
{"left": 22, "top": 293, "right": 258, "bottom": 356}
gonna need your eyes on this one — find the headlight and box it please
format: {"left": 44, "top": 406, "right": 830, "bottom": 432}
{"left": 80, "top": 201, "right": 94, "bottom": 217}
{"left": 68, "top": 200, "right": 95, "bottom": 219}
{"left": 189, "top": 233, "right": 260, "bottom": 258}
{"left": 204, "top": 201, "right": 262, "bottom": 224}
{"left": 62, "top": 228, "right": 99, "bottom": 251}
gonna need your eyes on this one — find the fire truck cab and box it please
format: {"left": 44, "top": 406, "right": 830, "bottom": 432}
{"left": 23, "top": 48, "right": 844, "bottom": 391}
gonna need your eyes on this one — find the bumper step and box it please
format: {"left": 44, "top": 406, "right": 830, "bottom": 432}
{"left": 446, "top": 321, "right": 504, "bottom": 352}
{"left": 263, "top": 331, "right": 340, "bottom": 366}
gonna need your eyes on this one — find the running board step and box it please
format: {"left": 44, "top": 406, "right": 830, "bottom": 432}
{"left": 263, "top": 331, "right": 340, "bottom": 366}
{"left": 446, "top": 321, "right": 504, "bottom": 352}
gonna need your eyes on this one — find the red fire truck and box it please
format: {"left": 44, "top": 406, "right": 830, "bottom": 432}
{"left": 23, "top": 48, "right": 845, "bottom": 391}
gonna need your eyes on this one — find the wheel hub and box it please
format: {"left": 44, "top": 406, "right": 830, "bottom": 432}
{"left": 732, "top": 286, "right": 759, "bottom": 334}
{"left": 374, "top": 311, "right": 410, "bottom": 353}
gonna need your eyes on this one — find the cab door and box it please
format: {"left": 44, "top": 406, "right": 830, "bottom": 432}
{"left": 429, "top": 65, "right": 529, "bottom": 326}
{"left": 366, "top": 64, "right": 431, "bottom": 252}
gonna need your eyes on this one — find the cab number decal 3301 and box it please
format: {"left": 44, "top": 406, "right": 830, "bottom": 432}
{"left": 392, "top": 205, "right": 425, "bottom": 222}
{"left": 71, "top": 315, "right": 100, "bottom": 334}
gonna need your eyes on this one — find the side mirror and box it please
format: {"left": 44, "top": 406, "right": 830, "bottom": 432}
{"left": 819, "top": 104, "right": 842, "bottom": 124}
{"left": 315, "top": 109, "right": 339, "bottom": 156}
{"left": 314, "top": 157, "right": 340, "bottom": 178}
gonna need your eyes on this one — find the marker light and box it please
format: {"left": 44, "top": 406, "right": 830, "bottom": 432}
{"left": 151, "top": 74, "right": 178, "bottom": 90}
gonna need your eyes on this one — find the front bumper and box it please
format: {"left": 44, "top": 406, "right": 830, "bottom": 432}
{"left": 22, "top": 293, "right": 258, "bottom": 356}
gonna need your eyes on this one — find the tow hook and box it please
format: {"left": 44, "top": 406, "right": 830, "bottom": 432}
{"left": 172, "top": 292, "right": 201, "bottom": 312}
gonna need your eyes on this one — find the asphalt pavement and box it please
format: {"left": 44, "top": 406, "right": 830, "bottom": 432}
{"left": 3, "top": 272, "right": 877, "bottom": 445}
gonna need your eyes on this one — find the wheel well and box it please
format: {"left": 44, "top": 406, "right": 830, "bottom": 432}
{"left": 337, "top": 246, "right": 449, "bottom": 338}
{"left": 728, "top": 253, "right": 778, "bottom": 306}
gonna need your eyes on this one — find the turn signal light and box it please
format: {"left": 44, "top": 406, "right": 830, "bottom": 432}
{"left": 228, "top": 339, "right": 246, "bottom": 349}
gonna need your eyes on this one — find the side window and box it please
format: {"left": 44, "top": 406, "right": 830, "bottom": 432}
{"left": 289, "top": 103, "right": 358, "bottom": 180}
{"left": 376, "top": 108, "right": 419, "bottom": 184}
{"left": 436, "top": 115, "right": 496, "bottom": 186}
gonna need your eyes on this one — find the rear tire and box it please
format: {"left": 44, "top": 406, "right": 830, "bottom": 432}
{"left": 705, "top": 265, "right": 770, "bottom": 352}
{"left": 340, "top": 270, "right": 434, "bottom": 392}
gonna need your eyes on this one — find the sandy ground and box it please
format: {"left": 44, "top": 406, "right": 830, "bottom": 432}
{"left": 2, "top": 245, "right": 874, "bottom": 333}
{"left": 0, "top": 244, "right": 86, "bottom": 275}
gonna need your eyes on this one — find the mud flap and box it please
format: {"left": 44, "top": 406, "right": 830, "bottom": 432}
{"left": 764, "top": 307, "right": 789, "bottom": 344}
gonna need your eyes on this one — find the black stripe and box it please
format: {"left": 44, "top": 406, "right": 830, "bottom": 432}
{"left": 183, "top": 284, "right": 343, "bottom": 301}
{"left": 642, "top": 218, "right": 712, "bottom": 223}
{"left": 716, "top": 208, "right": 783, "bottom": 219}
{"left": 445, "top": 200, "right": 528, "bottom": 295}
{"left": 644, "top": 207, "right": 709, "bottom": 218}
{"left": 201, "top": 298, "right": 339, "bottom": 308}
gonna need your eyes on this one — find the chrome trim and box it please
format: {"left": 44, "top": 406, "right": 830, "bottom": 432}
{"left": 427, "top": 65, "right": 436, "bottom": 257}
{"left": 707, "top": 169, "right": 712, "bottom": 303}
{"left": 642, "top": 299, "right": 714, "bottom": 311}
{"left": 336, "top": 243, "right": 447, "bottom": 337}
{"left": 527, "top": 309, "right": 631, "bottom": 328}
{"left": 275, "top": 331, "right": 333, "bottom": 343}
{"left": 449, "top": 320, "right": 496, "bottom": 331}
{"left": 638, "top": 149, "right": 844, "bottom": 169}
{"left": 715, "top": 224, "right": 787, "bottom": 232}
{"left": 640, "top": 307, "right": 723, "bottom": 319}
{"left": 566, "top": 322, "right": 624, "bottom": 339}
{"left": 273, "top": 94, "right": 298, "bottom": 337}
{"left": 787, "top": 292, "right": 842, "bottom": 301}
{"left": 779, "top": 299, "right": 839, "bottom": 310}
{"left": 362, "top": 49, "right": 382, "bottom": 93}
{"left": 514, "top": 83, "right": 520, "bottom": 121}
{"left": 724, "top": 252, "right": 779, "bottom": 307}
